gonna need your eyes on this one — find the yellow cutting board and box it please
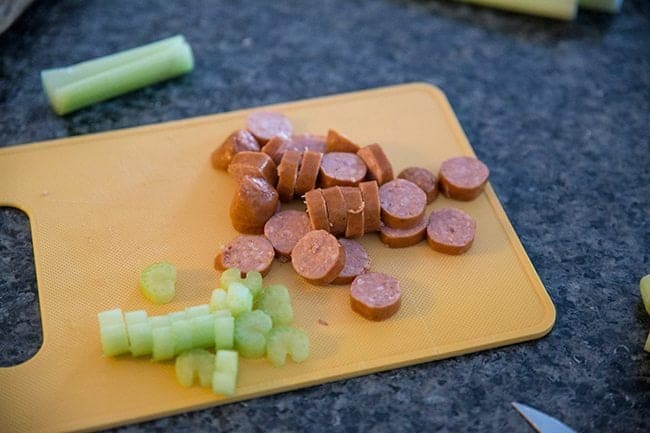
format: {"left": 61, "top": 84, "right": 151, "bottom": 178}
{"left": 0, "top": 83, "right": 555, "bottom": 433}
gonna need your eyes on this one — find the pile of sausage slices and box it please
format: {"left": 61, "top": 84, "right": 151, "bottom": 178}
{"left": 211, "top": 111, "right": 489, "bottom": 322}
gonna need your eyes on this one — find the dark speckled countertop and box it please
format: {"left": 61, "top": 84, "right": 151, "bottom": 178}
{"left": 1, "top": 1, "right": 649, "bottom": 432}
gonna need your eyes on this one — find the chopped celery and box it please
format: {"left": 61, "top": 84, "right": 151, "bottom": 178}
{"left": 171, "top": 319, "right": 194, "bottom": 354}
{"left": 244, "top": 271, "right": 263, "bottom": 299}
{"left": 226, "top": 282, "right": 253, "bottom": 317}
{"left": 220, "top": 268, "right": 243, "bottom": 290}
{"left": 124, "top": 310, "right": 148, "bottom": 325}
{"left": 139, "top": 262, "right": 177, "bottom": 305}
{"left": 256, "top": 284, "right": 293, "bottom": 326}
{"left": 640, "top": 275, "right": 650, "bottom": 315}
{"left": 579, "top": 0, "right": 622, "bottom": 12}
{"left": 168, "top": 311, "right": 187, "bottom": 323}
{"left": 266, "top": 326, "right": 310, "bottom": 367}
{"left": 175, "top": 349, "right": 215, "bottom": 388}
{"left": 190, "top": 314, "right": 215, "bottom": 348}
{"left": 186, "top": 304, "right": 210, "bottom": 318}
{"left": 98, "top": 309, "right": 130, "bottom": 357}
{"left": 457, "top": 0, "right": 578, "bottom": 20}
{"left": 214, "top": 313, "right": 235, "bottom": 350}
{"left": 175, "top": 352, "right": 195, "bottom": 387}
{"left": 149, "top": 315, "right": 171, "bottom": 328}
{"left": 124, "top": 311, "right": 153, "bottom": 356}
{"left": 213, "top": 350, "right": 239, "bottom": 396}
{"left": 152, "top": 326, "right": 175, "bottom": 361}
{"left": 234, "top": 310, "right": 272, "bottom": 358}
{"left": 210, "top": 289, "right": 228, "bottom": 312}
{"left": 41, "top": 35, "right": 194, "bottom": 115}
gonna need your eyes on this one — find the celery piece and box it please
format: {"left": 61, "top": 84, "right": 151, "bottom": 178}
{"left": 456, "top": 0, "right": 578, "bottom": 20}
{"left": 256, "top": 284, "right": 293, "bottom": 326}
{"left": 171, "top": 319, "right": 194, "bottom": 354}
{"left": 41, "top": 35, "right": 194, "bottom": 115}
{"left": 266, "top": 326, "right": 310, "bottom": 367}
{"left": 213, "top": 350, "right": 239, "bottom": 396}
{"left": 125, "top": 310, "right": 153, "bottom": 356}
{"left": 220, "top": 268, "right": 243, "bottom": 290}
{"left": 124, "top": 310, "right": 148, "bottom": 325}
{"left": 214, "top": 314, "right": 235, "bottom": 350}
{"left": 234, "top": 310, "right": 272, "bottom": 358}
{"left": 149, "top": 315, "right": 171, "bottom": 328}
{"left": 152, "top": 326, "right": 175, "bottom": 361}
{"left": 244, "top": 271, "right": 263, "bottom": 299}
{"left": 175, "top": 352, "right": 195, "bottom": 387}
{"left": 98, "top": 309, "right": 130, "bottom": 357}
{"left": 640, "top": 275, "right": 650, "bottom": 315}
{"left": 190, "top": 314, "right": 216, "bottom": 349}
{"left": 210, "top": 289, "right": 228, "bottom": 312}
{"left": 175, "top": 349, "right": 215, "bottom": 388}
{"left": 579, "top": 0, "right": 622, "bottom": 12}
{"left": 226, "top": 282, "right": 253, "bottom": 317}
{"left": 139, "top": 262, "right": 177, "bottom": 305}
{"left": 168, "top": 311, "right": 187, "bottom": 323}
{"left": 186, "top": 304, "right": 211, "bottom": 318}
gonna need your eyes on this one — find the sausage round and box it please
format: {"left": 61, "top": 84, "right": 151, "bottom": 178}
{"left": 321, "top": 186, "right": 347, "bottom": 236}
{"left": 438, "top": 156, "right": 489, "bottom": 201}
{"left": 326, "top": 129, "right": 359, "bottom": 153}
{"left": 294, "top": 151, "right": 323, "bottom": 195}
{"left": 214, "top": 235, "right": 275, "bottom": 277}
{"left": 379, "top": 215, "right": 428, "bottom": 248}
{"left": 227, "top": 151, "right": 277, "bottom": 186}
{"left": 261, "top": 136, "right": 293, "bottom": 165}
{"left": 379, "top": 179, "right": 427, "bottom": 229}
{"left": 398, "top": 166, "right": 438, "bottom": 204}
{"left": 350, "top": 272, "right": 401, "bottom": 321}
{"left": 276, "top": 150, "right": 302, "bottom": 202}
{"left": 292, "top": 133, "right": 327, "bottom": 153}
{"left": 246, "top": 111, "right": 292, "bottom": 145}
{"left": 263, "top": 210, "right": 311, "bottom": 258}
{"left": 340, "top": 186, "right": 364, "bottom": 238}
{"left": 212, "top": 129, "right": 260, "bottom": 170}
{"left": 359, "top": 181, "right": 381, "bottom": 233}
{"left": 230, "top": 176, "right": 279, "bottom": 234}
{"left": 319, "top": 152, "right": 367, "bottom": 188}
{"left": 304, "top": 189, "right": 329, "bottom": 231}
{"left": 356, "top": 143, "right": 394, "bottom": 186}
{"left": 332, "top": 239, "right": 371, "bottom": 285}
{"left": 426, "top": 207, "right": 476, "bottom": 255}
{"left": 291, "top": 230, "right": 346, "bottom": 285}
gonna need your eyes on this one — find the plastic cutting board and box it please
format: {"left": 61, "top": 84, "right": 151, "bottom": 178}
{"left": 0, "top": 83, "right": 555, "bottom": 433}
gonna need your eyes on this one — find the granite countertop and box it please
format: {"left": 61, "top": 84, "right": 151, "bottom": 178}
{"left": 1, "top": 1, "right": 648, "bottom": 432}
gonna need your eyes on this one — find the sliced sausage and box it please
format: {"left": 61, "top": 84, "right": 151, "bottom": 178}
{"left": 379, "top": 179, "right": 427, "bottom": 229}
{"left": 379, "top": 215, "right": 428, "bottom": 248}
{"left": 439, "top": 156, "right": 489, "bottom": 201}
{"left": 230, "top": 176, "right": 279, "bottom": 234}
{"left": 214, "top": 235, "right": 275, "bottom": 277}
{"left": 326, "top": 129, "right": 360, "bottom": 153}
{"left": 340, "top": 186, "right": 364, "bottom": 238}
{"left": 212, "top": 129, "right": 260, "bottom": 170}
{"left": 319, "top": 152, "right": 367, "bottom": 188}
{"left": 356, "top": 143, "right": 394, "bottom": 186}
{"left": 292, "top": 133, "right": 327, "bottom": 153}
{"left": 246, "top": 111, "right": 292, "bottom": 145}
{"left": 358, "top": 180, "right": 381, "bottom": 233}
{"left": 227, "top": 151, "right": 277, "bottom": 186}
{"left": 304, "top": 189, "right": 329, "bottom": 231}
{"left": 332, "top": 239, "right": 371, "bottom": 285}
{"left": 321, "top": 186, "right": 347, "bottom": 236}
{"left": 263, "top": 210, "right": 311, "bottom": 258}
{"left": 294, "top": 151, "right": 323, "bottom": 196}
{"left": 291, "top": 230, "right": 346, "bottom": 285}
{"left": 426, "top": 207, "right": 476, "bottom": 255}
{"left": 350, "top": 272, "right": 401, "bottom": 321}
{"left": 276, "top": 150, "right": 302, "bottom": 202}
{"left": 261, "top": 135, "right": 293, "bottom": 165}
{"left": 398, "top": 166, "right": 438, "bottom": 204}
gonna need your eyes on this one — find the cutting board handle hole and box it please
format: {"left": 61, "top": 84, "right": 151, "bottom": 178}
{"left": 0, "top": 206, "right": 43, "bottom": 367}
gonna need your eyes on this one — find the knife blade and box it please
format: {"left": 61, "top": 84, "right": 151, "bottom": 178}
{"left": 511, "top": 402, "right": 577, "bottom": 433}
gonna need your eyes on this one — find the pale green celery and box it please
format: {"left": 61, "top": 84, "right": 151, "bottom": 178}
{"left": 457, "top": 0, "right": 578, "bottom": 20}
{"left": 579, "top": 0, "right": 622, "bottom": 12}
{"left": 41, "top": 35, "right": 194, "bottom": 115}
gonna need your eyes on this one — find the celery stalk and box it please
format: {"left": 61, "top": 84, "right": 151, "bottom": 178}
{"left": 41, "top": 35, "right": 194, "bottom": 115}
{"left": 456, "top": 0, "right": 578, "bottom": 20}
{"left": 579, "top": 0, "right": 623, "bottom": 12}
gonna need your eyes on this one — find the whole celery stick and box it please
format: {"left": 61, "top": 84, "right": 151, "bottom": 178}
{"left": 41, "top": 35, "right": 193, "bottom": 115}
{"left": 579, "top": 0, "right": 623, "bottom": 12}
{"left": 457, "top": 0, "right": 578, "bottom": 20}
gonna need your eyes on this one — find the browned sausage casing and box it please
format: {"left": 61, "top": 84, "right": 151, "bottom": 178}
{"left": 321, "top": 186, "right": 347, "bottom": 236}
{"left": 246, "top": 111, "right": 293, "bottom": 145}
{"left": 350, "top": 272, "right": 401, "bottom": 321}
{"left": 340, "top": 186, "right": 364, "bottom": 238}
{"left": 332, "top": 238, "right": 371, "bottom": 285}
{"left": 326, "top": 129, "right": 360, "bottom": 153}
{"left": 319, "top": 152, "right": 368, "bottom": 188}
{"left": 230, "top": 176, "right": 279, "bottom": 234}
{"left": 426, "top": 207, "right": 476, "bottom": 255}
{"left": 398, "top": 166, "right": 438, "bottom": 204}
{"left": 358, "top": 181, "right": 381, "bottom": 233}
{"left": 294, "top": 151, "right": 323, "bottom": 196}
{"left": 291, "top": 230, "right": 346, "bottom": 285}
{"left": 214, "top": 235, "right": 275, "bottom": 277}
{"left": 211, "top": 129, "right": 260, "bottom": 170}
{"left": 379, "top": 179, "right": 427, "bottom": 229}
{"left": 439, "top": 156, "right": 489, "bottom": 201}
{"left": 261, "top": 136, "right": 293, "bottom": 165}
{"left": 304, "top": 189, "right": 329, "bottom": 231}
{"left": 227, "top": 151, "right": 277, "bottom": 186}
{"left": 263, "top": 210, "right": 311, "bottom": 258}
{"left": 356, "top": 143, "right": 394, "bottom": 186}
{"left": 276, "top": 150, "right": 302, "bottom": 202}
{"left": 379, "top": 215, "right": 428, "bottom": 248}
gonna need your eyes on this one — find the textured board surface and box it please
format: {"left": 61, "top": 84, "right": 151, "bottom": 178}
{"left": 0, "top": 83, "right": 554, "bottom": 433}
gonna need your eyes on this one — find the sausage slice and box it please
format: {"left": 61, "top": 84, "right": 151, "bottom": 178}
{"left": 319, "top": 152, "right": 368, "bottom": 188}
{"left": 215, "top": 235, "right": 275, "bottom": 277}
{"left": 426, "top": 207, "right": 476, "bottom": 255}
{"left": 350, "top": 272, "right": 401, "bottom": 321}
{"left": 332, "top": 239, "right": 371, "bottom": 285}
{"left": 294, "top": 151, "right": 323, "bottom": 195}
{"left": 358, "top": 181, "right": 381, "bottom": 233}
{"left": 212, "top": 129, "right": 260, "bottom": 170}
{"left": 379, "top": 215, "right": 428, "bottom": 248}
{"left": 261, "top": 135, "right": 293, "bottom": 165}
{"left": 340, "top": 186, "right": 364, "bottom": 238}
{"left": 356, "top": 143, "right": 394, "bottom": 186}
{"left": 398, "top": 167, "right": 438, "bottom": 204}
{"left": 326, "top": 129, "right": 360, "bottom": 153}
{"left": 439, "top": 156, "right": 489, "bottom": 201}
{"left": 292, "top": 133, "right": 327, "bottom": 153}
{"left": 276, "top": 150, "right": 302, "bottom": 202}
{"left": 304, "top": 189, "right": 329, "bottom": 231}
{"left": 230, "top": 176, "right": 279, "bottom": 234}
{"left": 321, "top": 186, "right": 347, "bottom": 236}
{"left": 291, "top": 230, "right": 346, "bottom": 285}
{"left": 227, "top": 151, "right": 277, "bottom": 186}
{"left": 246, "top": 111, "right": 292, "bottom": 145}
{"left": 263, "top": 210, "right": 311, "bottom": 258}
{"left": 379, "top": 179, "right": 427, "bottom": 229}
